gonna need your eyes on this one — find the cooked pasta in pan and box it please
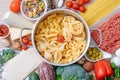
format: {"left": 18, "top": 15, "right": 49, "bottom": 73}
{"left": 35, "top": 13, "right": 86, "bottom": 64}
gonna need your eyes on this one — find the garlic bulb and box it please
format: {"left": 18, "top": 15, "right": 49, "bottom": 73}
{"left": 111, "top": 57, "right": 120, "bottom": 67}
{"left": 0, "top": 39, "right": 10, "bottom": 47}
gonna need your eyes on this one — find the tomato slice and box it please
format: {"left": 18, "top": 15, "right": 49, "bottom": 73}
{"left": 56, "top": 35, "right": 65, "bottom": 42}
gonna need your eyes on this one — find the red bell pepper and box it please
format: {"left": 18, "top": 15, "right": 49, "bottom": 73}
{"left": 94, "top": 60, "right": 114, "bottom": 80}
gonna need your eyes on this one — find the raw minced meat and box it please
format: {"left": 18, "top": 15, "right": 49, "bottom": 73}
{"left": 91, "top": 12, "right": 120, "bottom": 53}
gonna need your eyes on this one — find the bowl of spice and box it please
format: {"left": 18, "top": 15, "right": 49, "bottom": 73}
{"left": 0, "top": 22, "right": 10, "bottom": 39}
{"left": 21, "top": 0, "right": 47, "bottom": 20}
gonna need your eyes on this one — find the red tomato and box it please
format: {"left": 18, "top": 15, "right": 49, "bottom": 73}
{"left": 22, "top": 36, "right": 29, "bottom": 45}
{"left": 79, "top": 6, "right": 86, "bottom": 12}
{"left": 13, "top": 0, "right": 21, "bottom": 1}
{"left": 10, "top": 1, "right": 20, "bottom": 13}
{"left": 73, "top": 3, "right": 79, "bottom": 10}
{"left": 66, "top": 1, "right": 73, "bottom": 8}
{"left": 28, "top": 41, "right": 32, "bottom": 45}
{"left": 21, "top": 46, "right": 28, "bottom": 50}
{"left": 78, "top": 0, "right": 84, "bottom": 5}
{"left": 56, "top": 35, "right": 65, "bottom": 42}
{"left": 84, "top": 0, "right": 90, "bottom": 3}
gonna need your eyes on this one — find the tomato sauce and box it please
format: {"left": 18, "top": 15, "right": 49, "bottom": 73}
{"left": 0, "top": 25, "right": 9, "bottom": 37}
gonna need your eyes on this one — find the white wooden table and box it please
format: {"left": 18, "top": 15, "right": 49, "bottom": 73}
{"left": 0, "top": 0, "right": 12, "bottom": 20}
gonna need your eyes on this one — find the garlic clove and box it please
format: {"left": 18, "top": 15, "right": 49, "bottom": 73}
{"left": 57, "top": 0, "right": 64, "bottom": 8}
{"left": 0, "top": 39, "right": 10, "bottom": 47}
{"left": 115, "top": 48, "right": 120, "bottom": 57}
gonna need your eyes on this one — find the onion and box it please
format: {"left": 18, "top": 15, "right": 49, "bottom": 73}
{"left": 111, "top": 57, "right": 120, "bottom": 67}
{"left": 38, "top": 62, "right": 55, "bottom": 80}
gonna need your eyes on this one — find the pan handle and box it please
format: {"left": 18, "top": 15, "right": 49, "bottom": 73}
{"left": 90, "top": 28, "right": 102, "bottom": 47}
{"left": 20, "top": 28, "right": 32, "bottom": 47}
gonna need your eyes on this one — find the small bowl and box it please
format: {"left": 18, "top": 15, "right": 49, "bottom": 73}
{"left": 20, "top": 0, "right": 48, "bottom": 21}
{"left": 85, "top": 47, "right": 112, "bottom": 62}
{"left": 0, "top": 22, "right": 10, "bottom": 39}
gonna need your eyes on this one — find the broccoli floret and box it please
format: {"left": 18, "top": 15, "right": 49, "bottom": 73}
{"left": 1, "top": 48, "right": 15, "bottom": 64}
{"left": 56, "top": 64, "right": 90, "bottom": 80}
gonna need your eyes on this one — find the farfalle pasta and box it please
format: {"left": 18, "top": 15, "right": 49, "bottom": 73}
{"left": 35, "top": 13, "right": 86, "bottom": 64}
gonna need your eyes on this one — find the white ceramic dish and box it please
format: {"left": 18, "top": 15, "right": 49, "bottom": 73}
{"left": 0, "top": 22, "right": 10, "bottom": 39}
{"left": 85, "top": 5, "right": 120, "bottom": 62}
{"left": 20, "top": 0, "right": 48, "bottom": 21}
{"left": 85, "top": 47, "right": 112, "bottom": 62}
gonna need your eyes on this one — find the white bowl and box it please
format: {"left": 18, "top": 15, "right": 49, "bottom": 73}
{"left": 32, "top": 9, "right": 91, "bottom": 66}
{"left": 20, "top": 0, "right": 48, "bottom": 21}
{"left": 85, "top": 47, "right": 112, "bottom": 62}
{"left": 0, "top": 22, "right": 10, "bottom": 39}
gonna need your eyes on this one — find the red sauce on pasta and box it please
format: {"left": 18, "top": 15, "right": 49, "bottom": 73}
{"left": 0, "top": 25, "right": 9, "bottom": 37}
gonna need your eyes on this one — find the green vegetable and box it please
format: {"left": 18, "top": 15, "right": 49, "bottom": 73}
{"left": 29, "top": 71, "right": 39, "bottom": 80}
{"left": 110, "top": 62, "right": 120, "bottom": 78}
{"left": 0, "top": 48, "right": 15, "bottom": 64}
{"left": 0, "top": 54, "right": 3, "bottom": 64}
{"left": 111, "top": 62, "right": 116, "bottom": 69}
{"left": 56, "top": 64, "right": 90, "bottom": 80}
{"left": 89, "top": 74, "right": 93, "bottom": 80}
{"left": 104, "top": 77, "right": 113, "bottom": 80}
{"left": 56, "top": 75, "right": 62, "bottom": 80}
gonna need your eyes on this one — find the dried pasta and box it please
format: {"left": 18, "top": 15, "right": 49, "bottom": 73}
{"left": 35, "top": 14, "right": 86, "bottom": 64}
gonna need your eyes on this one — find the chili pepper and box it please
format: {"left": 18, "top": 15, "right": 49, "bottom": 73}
{"left": 94, "top": 60, "right": 114, "bottom": 80}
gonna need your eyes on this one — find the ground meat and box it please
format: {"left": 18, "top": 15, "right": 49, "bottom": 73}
{"left": 91, "top": 12, "right": 120, "bottom": 53}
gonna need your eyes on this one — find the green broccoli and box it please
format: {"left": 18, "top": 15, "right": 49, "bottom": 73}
{"left": 0, "top": 48, "right": 15, "bottom": 64}
{"left": 56, "top": 64, "right": 90, "bottom": 80}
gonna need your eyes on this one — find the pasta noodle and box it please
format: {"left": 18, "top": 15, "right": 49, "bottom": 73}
{"left": 35, "top": 13, "right": 86, "bottom": 64}
{"left": 80, "top": 0, "right": 120, "bottom": 26}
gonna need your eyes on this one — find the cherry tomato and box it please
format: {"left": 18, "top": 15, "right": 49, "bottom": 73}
{"left": 21, "top": 46, "right": 28, "bottom": 50}
{"left": 78, "top": 0, "right": 84, "bottom": 5}
{"left": 22, "top": 36, "right": 29, "bottom": 45}
{"left": 79, "top": 6, "right": 86, "bottom": 12}
{"left": 10, "top": 1, "right": 20, "bottom": 13}
{"left": 84, "top": 0, "right": 90, "bottom": 3}
{"left": 66, "top": 1, "right": 73, "bottom": 8}
{"left": 73, "top": 3, "right": 79, "bottom": 10}
{"left": 28, "top": 41, "right": 32, "bottom": 45}
{"left": 56, "top": 35, "right": 65, "bottom": 42}
{"left": 13, "top": 0, "right": 21, "bottom": 1}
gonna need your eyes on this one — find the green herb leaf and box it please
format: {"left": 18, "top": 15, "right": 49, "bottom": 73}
{"left": 110, "top": 62, "right": 116, "bottom": 69}
{"left": 89, "top": 74, "right": 93, "bottom": 80}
